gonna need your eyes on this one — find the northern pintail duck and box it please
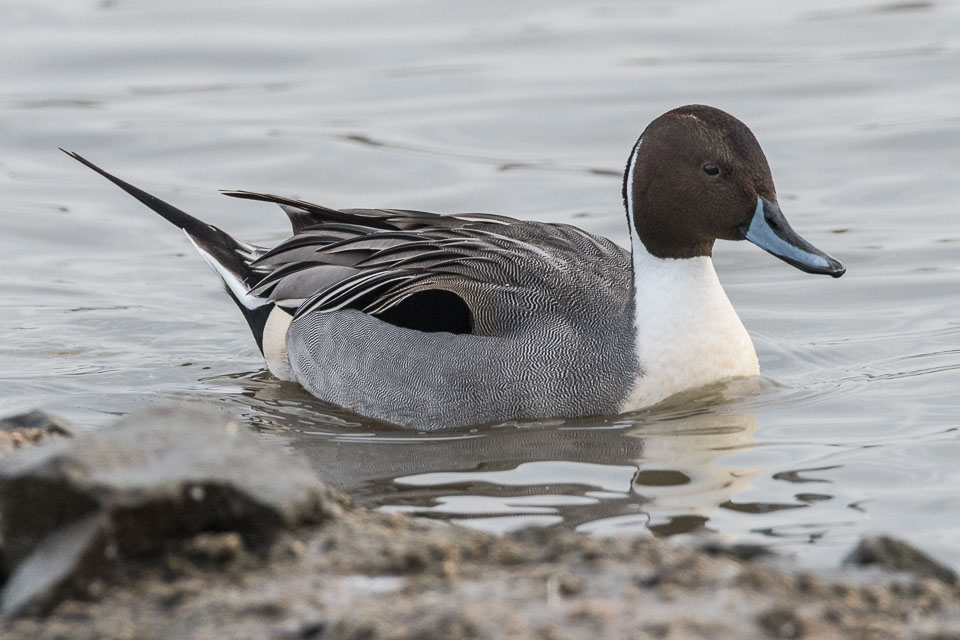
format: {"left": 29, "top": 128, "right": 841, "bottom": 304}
{"left": 64, "top": 105, "right": 844, "bottom": 429}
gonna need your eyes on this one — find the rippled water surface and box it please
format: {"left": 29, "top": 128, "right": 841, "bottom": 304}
{"left": 3, "top": 0, "right": 960, "bottom": 568}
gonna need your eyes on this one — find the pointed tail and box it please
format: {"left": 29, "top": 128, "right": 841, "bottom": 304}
{"left": 61, "top": 150, "right": 273, "bottom": 354}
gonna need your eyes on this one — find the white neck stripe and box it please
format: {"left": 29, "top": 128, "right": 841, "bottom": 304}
{"left": 624, "top": 135, "right": 643, "bottom": 243}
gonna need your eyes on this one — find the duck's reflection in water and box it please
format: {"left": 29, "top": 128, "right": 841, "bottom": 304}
{"left": 385, "top": 411, "right": 760, "bottom": 537}
{"left": 218, "top": 372, "right": 771, "bottom": 540}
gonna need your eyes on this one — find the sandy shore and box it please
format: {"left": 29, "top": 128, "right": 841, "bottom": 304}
{"left": 2, "top": 409, "right": 958, "bottom": 640}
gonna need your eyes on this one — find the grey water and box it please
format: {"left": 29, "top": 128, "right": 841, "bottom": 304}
{"left": 3, "top": 0, "right": 960, "bottom": 569}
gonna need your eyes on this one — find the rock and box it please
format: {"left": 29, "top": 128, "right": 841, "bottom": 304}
{"left": 275, "top": 619, "right": 327, "bottom": 639}
{"left": 697, "top": 539, "right": 775, "bottom": 562}
{"left": 0, "top": 410, "right": 72, "bottom": 436}
{"left": 0, "top": 410, "right": 71, "bottom": 436}
{"left": 0, "top": 514, "right": 109, "bottom": 618}
{"left": 0, "top": 410, "right": 72, "bottom": 459}
{"left": 0, "top": 407, "right": 340, "bottom": 616}
{"left": 756, "top": 607, "right": 804, "bottom": 639}
{"left": 845, "top": 535, "right": 957, "bottom": 584}
{"left": 181, "top": 532, "right": 247, "bottom": 566}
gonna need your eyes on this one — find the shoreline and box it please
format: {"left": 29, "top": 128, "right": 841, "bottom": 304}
{"left": 2, "top": 408, "right": 957, "bottom": 639}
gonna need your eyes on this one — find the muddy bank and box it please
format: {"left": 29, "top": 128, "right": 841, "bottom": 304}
{"left": 1, "top": 409, "right": 958, "bottom": 640}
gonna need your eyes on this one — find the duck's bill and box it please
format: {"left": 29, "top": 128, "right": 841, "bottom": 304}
{"left": 741, "top": 196, "right": 845, "bottom": 278}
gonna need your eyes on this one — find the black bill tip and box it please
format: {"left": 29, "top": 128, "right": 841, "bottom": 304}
{"left": 741, "top": 197, "right": 845, "bottom": 278}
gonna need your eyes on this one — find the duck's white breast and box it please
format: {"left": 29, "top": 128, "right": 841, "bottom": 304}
{"left": 621, "top": 244, "right": 759, "bottom": 412}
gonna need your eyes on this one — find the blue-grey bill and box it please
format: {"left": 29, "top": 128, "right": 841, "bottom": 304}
{"left": 741, "top": 197, "right": 845, "bottom": 278}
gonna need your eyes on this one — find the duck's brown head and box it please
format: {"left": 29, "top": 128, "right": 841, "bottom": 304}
{"left": 623, "top": 104, "right": 844, "bottom": 277}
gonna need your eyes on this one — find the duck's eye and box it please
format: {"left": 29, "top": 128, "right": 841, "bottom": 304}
{"left": 702, "top": 163, "right": 720, "bottom": 176}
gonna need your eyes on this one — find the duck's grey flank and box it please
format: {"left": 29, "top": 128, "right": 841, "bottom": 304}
{"left": 285, "top": 219, "right": 637, "bottom": 428}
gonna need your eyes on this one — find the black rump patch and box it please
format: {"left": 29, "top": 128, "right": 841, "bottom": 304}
{"left": 376, "top": 290, "right": 473, "bottom": 335}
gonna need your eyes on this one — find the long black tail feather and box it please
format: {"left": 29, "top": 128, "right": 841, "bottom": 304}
{"left": 62, "top": 149, "right": 273, "bottom": 354}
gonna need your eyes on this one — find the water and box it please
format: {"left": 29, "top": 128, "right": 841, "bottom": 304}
{"left": 3, "top": 0, "right": 960, "bottom": 568}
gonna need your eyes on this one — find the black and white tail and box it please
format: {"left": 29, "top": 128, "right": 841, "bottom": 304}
{"left": 61, "top": 150, "right": 274, "bottom": 354}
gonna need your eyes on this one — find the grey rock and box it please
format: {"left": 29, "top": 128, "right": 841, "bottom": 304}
{"left": 0, "top": 514, "right": 108, "bottom": 617}
{"left": 0, "top": 410, "right": 72, "bottom": 436}
{"left": 845, "top": 535, "right": 957, "bottom": 584}
{"left": 698, "top": 540, "right": 775, "bottom": 562}
{"left": 0, "top": 406, "right": 340, "bottom": 616}
{"left": 0, "top": 410, "right": 73, "bottom": 460}
{"left": 756, "top": 607, "right": 804, "bottom": 639}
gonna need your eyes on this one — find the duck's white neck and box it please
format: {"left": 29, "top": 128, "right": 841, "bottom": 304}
{"left": 621, "top": 137, "right": 758, "bottom": 412}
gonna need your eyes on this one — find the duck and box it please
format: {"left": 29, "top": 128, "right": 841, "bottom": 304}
{"left": 63, "top": 104, "right": 844, "bottom": 430}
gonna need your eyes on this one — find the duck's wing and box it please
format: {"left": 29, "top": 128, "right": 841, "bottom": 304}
{"left": 225, "top": 191, "right": 630, "bottom": 337}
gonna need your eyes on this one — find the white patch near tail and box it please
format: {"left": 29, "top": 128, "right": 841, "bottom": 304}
{"left": 185, "top": 232, "right": 266, "bottom": 310}
{"left": 262, "top": 306, "right": 294, "bottom": 380}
